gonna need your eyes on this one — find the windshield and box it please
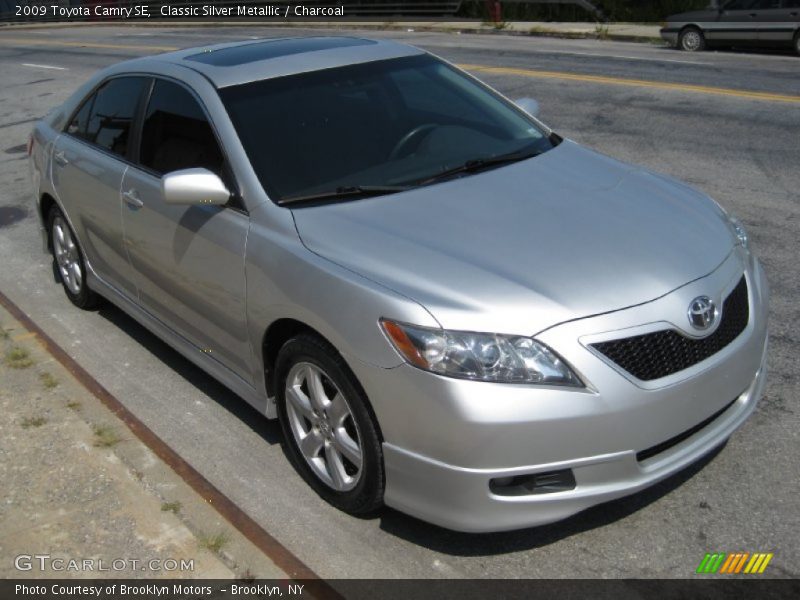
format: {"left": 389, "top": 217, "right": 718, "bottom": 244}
{"left": 220, "top": 54, "right": 554, "bottom": 204}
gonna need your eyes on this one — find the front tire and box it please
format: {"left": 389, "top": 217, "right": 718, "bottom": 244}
{"left": 275, "top": 333, "right": 384, "bottom": 515}
{"left": 48, "top": 206, "right": 99, "bottom": 310}
{"left": 794, "top": 31, "right": 800, "bottom": 56}
{"left": 679, "top": 27, "right": 706, "bottom": 52}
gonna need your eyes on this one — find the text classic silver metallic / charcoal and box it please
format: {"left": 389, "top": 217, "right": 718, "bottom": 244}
{"left": 28, "top": 37, "right": 768, "bottom": 532}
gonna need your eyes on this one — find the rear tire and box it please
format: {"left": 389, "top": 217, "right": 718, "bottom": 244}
{"left": 794, "top": 31, "right": 800, "bottom": 56}
{"left": 275, "top": 333, "right": 384, "bottom": 515}
{"left": 48, "top": 206, "right": 100, "bottom": 310}
{"left": 679, "top": 27, "right": 706, "bottom": 52}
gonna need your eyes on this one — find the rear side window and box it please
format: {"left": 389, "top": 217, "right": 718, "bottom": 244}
{"left": 138, "top": 80, "right": 224, "bottom": 177}
{"left": 68, "top": 77, "right": 147, "bottom": 158}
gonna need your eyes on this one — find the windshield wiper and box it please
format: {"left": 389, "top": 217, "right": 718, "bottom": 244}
{"left": 278, "top": 185, "right": 410, "bottom": 206}
{"left": 414, "top": 148, "right": 541, "bottom": 187}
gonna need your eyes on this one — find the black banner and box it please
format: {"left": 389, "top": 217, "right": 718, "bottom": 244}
{"left": 2, "top": 579, "right": 800, "bottom": 600}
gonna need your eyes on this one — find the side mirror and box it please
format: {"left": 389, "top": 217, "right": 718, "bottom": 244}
{"left": 162, "top": 168, "right": 230, "bottom": 206}
{"left": 515, "top": 97, "right": 541, "bottom": 118}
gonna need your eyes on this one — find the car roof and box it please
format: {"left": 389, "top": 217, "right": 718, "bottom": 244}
{"left": 123, "top": 36, "right": 425, "bottom": 89}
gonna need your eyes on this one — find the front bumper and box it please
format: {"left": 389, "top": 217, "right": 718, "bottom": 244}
{"left": 351, "top": 249, "right": 768, "bottom": 532}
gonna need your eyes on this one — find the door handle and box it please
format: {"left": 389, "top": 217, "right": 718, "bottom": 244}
{"left": 53, "top": 150, "right": 68, "bottom": 167}
{"left": 122, "top": 189, "right": 144, "bottom": 209}
{"left": 748, "top": 12, "right": 757, "bottom": 17}
{"left": 791, "top": 12, "right": 798, "bottom": 16}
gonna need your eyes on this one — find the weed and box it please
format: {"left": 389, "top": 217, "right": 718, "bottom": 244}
{"left": 40, "top": 372, "right": 58, "bottom": 389}
{"left": 92, "top": 424, "right": 122, "bottom": 447}
{"left": 5, "top": 346, "right": 33, "bottom": 369}
{"left": 161, "top": 501, "right": 181, "bottom": 514}
{"left": 21, "top": 416, "right": 47, "bottom": 429}
{"left": 198, "top": 531, "right": 228, "bottom": 554}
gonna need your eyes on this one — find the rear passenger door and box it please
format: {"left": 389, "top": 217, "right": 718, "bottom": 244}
{"left": 51, "top": 76, "right": 148, "bottom": 298}
{"left": 714, "top": 0, "right": 761, "bottom": 43}
{"left": 759, "top": 0, "right": 798, "bottom": 43}
{"left": 120, "top": 78, "right": 253, "bottom": 382}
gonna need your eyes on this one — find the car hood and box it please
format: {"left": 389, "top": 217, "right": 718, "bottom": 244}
{"left": 292, "top": 140, "right": 735, "bottom": 336}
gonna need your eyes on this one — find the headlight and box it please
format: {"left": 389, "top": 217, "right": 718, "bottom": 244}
{"left": 380, "top": 320, "right": 582, "bottom": 386}
{"left": 728, "top": 214, "right": 748, "bottom": 249}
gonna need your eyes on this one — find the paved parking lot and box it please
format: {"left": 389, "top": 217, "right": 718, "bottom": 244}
{"left": 0, "top": 25, "right": 798, "bottom": 579}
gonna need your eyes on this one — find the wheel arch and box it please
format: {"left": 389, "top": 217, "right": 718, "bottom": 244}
{"left": 261, "top": 317, "right": 384, "bottom": 440}
{"left": 39, "top": 193, "right": 58, "bottom": 251}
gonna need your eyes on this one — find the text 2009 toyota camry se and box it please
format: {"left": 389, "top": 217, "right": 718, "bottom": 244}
{"left": 29, "top": 37, "right": 768, "bottom": 532}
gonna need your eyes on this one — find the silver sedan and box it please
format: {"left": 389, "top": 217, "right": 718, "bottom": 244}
{"left": 29, "top": 36, "right": 768, "bottom": 532}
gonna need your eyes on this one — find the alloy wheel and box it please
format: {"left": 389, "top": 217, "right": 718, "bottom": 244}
{"left": 284, "top": 362, "right": 363, "bottom": 492}
{"left": 681, "top": 30, "right": 702, "bottom": 51}
{"left": 52, "top": 215, "right": 82, "bottom": 295}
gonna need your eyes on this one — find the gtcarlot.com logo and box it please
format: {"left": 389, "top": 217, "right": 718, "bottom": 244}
{"left": 696, "top": 552, "right": 773, "bottom": 574}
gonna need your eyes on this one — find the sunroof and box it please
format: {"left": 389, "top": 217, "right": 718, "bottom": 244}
{"left": 184, "top": 37, "right": 377, "bottom": 67}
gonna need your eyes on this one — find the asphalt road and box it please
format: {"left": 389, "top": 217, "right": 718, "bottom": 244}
{"left": 0, "top": 25, "right": 798, "bottom": 580}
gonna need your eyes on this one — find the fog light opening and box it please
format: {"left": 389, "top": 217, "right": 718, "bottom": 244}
{"left": 490, "top": 469, "right": 576, "bottom": 497}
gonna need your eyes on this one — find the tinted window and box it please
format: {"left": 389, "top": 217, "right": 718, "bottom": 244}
{"left": 139, "top": 80, "right": 224, "bottom": 177}
{"left": 76, "top": 77, "right": 146, "bottom": 157}
{"left": 67, "top": 96, "right": 93, "bottom": 137}
{"left": 723, "top": 0, "right": 754, "bottom": 8}
{"left": 221, "top": 55, "right": 552, "bottom": 203}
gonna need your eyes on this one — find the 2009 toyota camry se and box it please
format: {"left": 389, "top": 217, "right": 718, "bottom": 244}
{"left": 29, "top": 36, "right": 768, "bottom": 532}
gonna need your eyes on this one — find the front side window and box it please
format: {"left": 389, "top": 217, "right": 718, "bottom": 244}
{"left": 220, "top": 54, "right": 554, "bottom": 204}
{"left": 139, "top": 79, "right": 224, "bottom": 177}
{"left": 68, "top": 77, "right": 147, "bottom": 158}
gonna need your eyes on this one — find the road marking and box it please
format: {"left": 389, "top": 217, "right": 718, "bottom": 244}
{"left": 2, "top": 37, "right": 796, "bottom": 104}
{"left": 459, "top": 63, "right": 800, "bottom": 104}
{"left": 21, "top": 63, "right": 68, "bottom": 71}
{"left": 540, "top": 49, "right": 714, "bottom": 65}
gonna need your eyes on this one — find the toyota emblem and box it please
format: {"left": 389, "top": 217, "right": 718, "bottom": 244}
{"left": 688, "top": 296, "right": 718, "bottom": 330}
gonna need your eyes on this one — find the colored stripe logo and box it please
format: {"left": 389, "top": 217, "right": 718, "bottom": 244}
{"left": 696, "top": 552, "right": 773, "bottom": 574}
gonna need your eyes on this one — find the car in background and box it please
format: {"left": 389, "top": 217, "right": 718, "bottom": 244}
{"left": 662, "top": 0, "right": 800, "bottom": 54}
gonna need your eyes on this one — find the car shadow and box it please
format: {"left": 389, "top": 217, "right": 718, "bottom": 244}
{"left": 659, "top": 45, "right": 798, "bottom": 59}
{"left": 377, "top": 442, "right": 726, "bottom": 555}
{"left": 96, "top": 302, "right": 283, "bottom": 446}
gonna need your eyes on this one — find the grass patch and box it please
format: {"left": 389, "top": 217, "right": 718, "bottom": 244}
{"left": 161, "top": 501, "right": 181, "bottom": 514}
{"left": 21, "top": 416, "right": 47, "bottom": 429}
{"left": 198, "top": 531, "right": 228, "bottom": 554}
{"left": 0, "top": 327, "right": 9, "bottom": 340}
{"left": 5, "top": 346, "right": 34, "bottom": 369}
{"left": 40, "top": 372, "right": 58, "bottom": 389}
{"left": 66, "top": 400, "right": 81, "bottom": 410}
{"left": 595, "top": 24, "right": 610, "bottom": 40}
{"left": 92, "top": 424, "right": 122, "bottom": 447}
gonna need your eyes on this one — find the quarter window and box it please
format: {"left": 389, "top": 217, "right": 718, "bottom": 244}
{"left": 139, "top": 80, "right": 224, "bottom": 177}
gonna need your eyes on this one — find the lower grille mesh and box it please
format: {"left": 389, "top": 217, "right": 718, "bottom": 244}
{"left": 592, "top": 277, "right": 749, "bottom": 381}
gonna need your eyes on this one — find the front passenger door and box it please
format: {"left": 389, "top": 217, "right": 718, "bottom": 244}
{"left": 120, "top": 79, "right": 253, "bottom": 383}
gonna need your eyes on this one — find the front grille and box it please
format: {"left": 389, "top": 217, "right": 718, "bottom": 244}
{"left": 636, "top": 398, "right": 737, "bottom": 462}
{"left": 592, "top": 277, "right": 749, "bottom": 381}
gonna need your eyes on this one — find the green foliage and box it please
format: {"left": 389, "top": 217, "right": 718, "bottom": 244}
{"left": 597, "top": 0, "right": 710, "bottom": 21}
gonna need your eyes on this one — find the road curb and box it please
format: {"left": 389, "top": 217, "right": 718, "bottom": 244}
{"left": 0, "top": 287, "right": 343, "bottom": 596}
